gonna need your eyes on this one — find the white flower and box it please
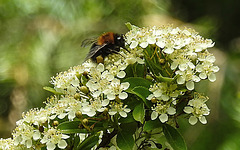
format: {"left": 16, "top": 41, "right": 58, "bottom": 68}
{"left": 151, "top": 103, "right": 176, "bottom": 123}
{"left": 104, "top": 79, "right": 130, "bottom": 101}
{"left": 184, "top": 93, "right": 210, "bottom": 125}
{"left": 40, "top": 128, "right": 69, "bottom": 150}
{"left": 148, "top": 82, "right": 180, "bottom": 102}
{"left": 109, "top": 102, "right": 131, "bottom": 117}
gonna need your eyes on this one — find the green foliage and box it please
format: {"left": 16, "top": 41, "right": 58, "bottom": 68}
{"left": 116, "top": 122, "right": 137, "bottom": 150}
{"left": 163, "top": 124, "right": 187, "bottom": 150}
{"left": 58, "top": 121, "right": 88, "bottom": 134}
{"left": 43, "top": 86, "right": 63, "bottom": 95}
{"left": 133, "top": 102, "right": 145, "bottom": 123}
{"left": 76, "top": 132, "right": 100, "bottom": 150}
{"left": 123, "top": 77, "right": 152, "bottom": 91}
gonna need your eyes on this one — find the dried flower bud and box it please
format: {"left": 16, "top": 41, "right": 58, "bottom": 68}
{"left": 39, "top": 126, "right": 44, "bottom": 132}
{"left": 96, "top": 55, "right": 104, "bottom": 64}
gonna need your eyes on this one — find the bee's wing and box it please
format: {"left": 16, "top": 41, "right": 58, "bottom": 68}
{"left": 81, "top": 37, "right": 98, "bottom": 47}
{"left": 84, "top": 43, "right": 107, "bottom": 61}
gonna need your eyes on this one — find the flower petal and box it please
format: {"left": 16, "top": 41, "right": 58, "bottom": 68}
{"left": 58, "top": 140, "right": 67, "bottom": 149}
{"left": 186, "top": 81, "right": 194, "bottom": 90}
{"left": 159, "top": 114, "right": 168, "bottom": 123}
{"left": 189, "top": 116, "right": 198, "bottom": 125}
{"left": 151, "top": 111, "right": 158, "bottom": 120}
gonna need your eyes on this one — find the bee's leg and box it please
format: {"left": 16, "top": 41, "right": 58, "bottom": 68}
{"left": 122, "top": 46, "right": 130, "bottom": 53}
{"left": 107, "top": 49, "right": 124, "bottom": 57}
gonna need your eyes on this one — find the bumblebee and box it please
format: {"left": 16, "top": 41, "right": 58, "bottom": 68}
{"left": 82, "top": 32, "right": 127, "bottom": 63}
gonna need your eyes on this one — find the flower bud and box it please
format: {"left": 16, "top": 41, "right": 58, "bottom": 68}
{"left": 82, "top": 118, "right": 89, "bottom": 125}
{"left": 79, "top": 86, "right": 89, "bottom": 94}
{"left": 74, "top": 93, "right": 81, "bottom": 100}
{"left": 52, "top": 120, "right": 59, "bottom": 126}
{"left": 75, "top": 111, "right": 82, "bottom": 119}
{"left": 151, "top": 97, "right": 158, "bottom": 103}
{"left": 159, "top": 58, "right": 165, "bottom": 64}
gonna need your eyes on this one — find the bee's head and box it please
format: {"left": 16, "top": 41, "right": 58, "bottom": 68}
{"left": 114, "top": 34, "right": 125, "bottom": 48}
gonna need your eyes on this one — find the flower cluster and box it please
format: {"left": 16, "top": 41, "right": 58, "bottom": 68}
{"left": 147, "top": 82, "right": 180, "bottom": 123}
{"left": 125, "top": 25, "right": 219, "bottom": 90}
{"left": 0, "top": 24, "right": 219, "bottom": 149}
{"left": 125, "top": 24, "right": 219, "bottom": 123}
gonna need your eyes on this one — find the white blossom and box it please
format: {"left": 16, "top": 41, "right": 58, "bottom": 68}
{"left": 184, "top": 93, "right": 210, "bottom": 125}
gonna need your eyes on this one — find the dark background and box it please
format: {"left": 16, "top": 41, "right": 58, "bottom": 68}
{"left": 0, "top": 0, "right": 240, "bottom": 149}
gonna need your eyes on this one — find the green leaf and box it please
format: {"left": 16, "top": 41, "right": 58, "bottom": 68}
{"left": 143, "top": 120, "right": 163, "bottom": 132}
{"left": 125, "top": 22, "right": 139, "bottom": 30}
{"left": 43, "top": 86, "right": 63, "bottom": 95}
{"left": 134, "top": 64, "right": 146, "bottom": 78}
{"left": 123, "top": 77, "right": 152, "bottom": 91}
{"left": 125, "top": 22, "right": 133, "bottom": 30}
{"left": 131, "top": 86, "right": 152, "bottom": 108}
{"left": 144, "top": 56, "right": 166, "bottom": 77}
{"left": 76, "top": 132, "right": 100, "bottom": 150}
{"left": 58, "top": 120, "right": 104, "bottom": 134}
{"left": 80, "top": 75, "right": 88, "bottom": 85}
{"left": 73, "top": 134, "right": 81, "bottom": 149}
{"left": 133, "top": 102, "right": 145, "bottom": 123}
{"left": 156, "top": 75, "right": 175, "bottom": 82}
{"left": 163, "top": 124, "right": 187, "bottom": 150}
{"left": 119, "top": 113, "right": 135, "bottom": 123}
{"left": 57, "top": 121, "right": 88, "bottom": 134}
{"left": 117, "top": 122, "right": 137, "bottom": 150}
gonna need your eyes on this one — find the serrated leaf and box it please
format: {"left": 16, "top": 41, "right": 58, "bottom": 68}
{"left": 117, "top": 122, "right": 137, "bottom": 150}
{"left": 123, "top": 77, "right": 152, "bottom": 91}
{"left": 133, "top": 102, "right": 145, "bottom": 123}
{"left": 43, "top": 86, "right": 63, "bottom": 95}
{"left": 163, "top": 124, "right": 187, "bottom": 150}
{"left": 77, "top": 132, "right": 100, "bottom": 150}
{"left": 131, "top": 86, "right": 152, "bottom": 108}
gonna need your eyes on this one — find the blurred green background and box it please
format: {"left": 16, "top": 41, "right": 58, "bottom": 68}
{"left": 0, "top": 0, "right": 240, "bottom": 149}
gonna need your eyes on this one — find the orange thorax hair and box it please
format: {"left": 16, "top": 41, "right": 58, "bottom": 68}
{"left": 97, "top": 32, "right": 115, "bottom": 45}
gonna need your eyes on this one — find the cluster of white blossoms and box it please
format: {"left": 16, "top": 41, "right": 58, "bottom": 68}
{"left": 125, "top": 24, "right": 218, "bottom": 124}
{"left": 0, "top": 138, "right": 15, "bottom": 150}
{"left": 50, "top": 61, "right": 131, "bottom": 118}
{"left": 147, "top": 82, "right": 180, "bottom": 123}
{"left": 125, "top": 25, "right": 219, "bottom": 90}
{"left": 0, "top": 24, "right": 219, "bottom": 149}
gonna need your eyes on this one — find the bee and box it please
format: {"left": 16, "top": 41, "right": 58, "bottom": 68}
{"left": 82, "top": 32, "right": 128, "bottom": 63}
